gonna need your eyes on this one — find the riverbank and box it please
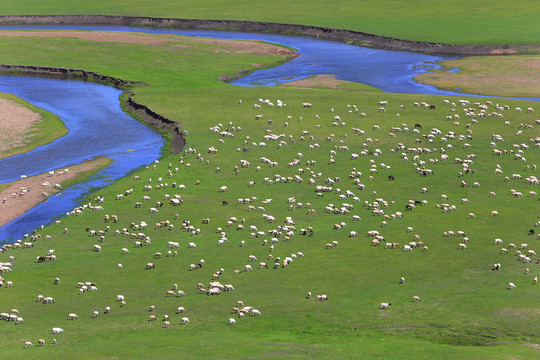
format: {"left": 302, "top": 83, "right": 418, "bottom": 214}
{"left": 0, "top": 92, "right": 67, "bottom": 159}
{"left": 0, "top": 15, "right": 537, "bottom": 55}
{"left": 0, "top": 157, "right": 111, "bottom": 227}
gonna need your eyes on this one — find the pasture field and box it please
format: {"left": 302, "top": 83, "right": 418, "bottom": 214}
{"left": 0, "top": 32, "right": 539, "bottom": 359}
{"left": 0, "top": 92, "right": 67, "bottom": 159}
{"left": 0, "top": 1, "right": 540, "bottom": 45}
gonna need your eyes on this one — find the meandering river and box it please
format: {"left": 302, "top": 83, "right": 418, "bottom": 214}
{"left": 0, "top": 75, "right": 164, "bottom": 241}
{"left": 0, "top": 25, "right": 537, "bottom": 241}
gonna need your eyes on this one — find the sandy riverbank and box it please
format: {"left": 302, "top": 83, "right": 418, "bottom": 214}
{"left": 0, "top": 158, "right": 111, "bottom": 227}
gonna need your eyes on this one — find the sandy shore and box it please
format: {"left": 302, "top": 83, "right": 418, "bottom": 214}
{"left": 0, "top": 159, "right": 111, "bottom": 227}
{"left": 0, "top": 97, "right": 42, "bottom": 153}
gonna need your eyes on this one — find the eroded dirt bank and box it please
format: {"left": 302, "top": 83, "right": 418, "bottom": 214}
{"left": 0, "top": 15, "right": 532, "bottom": 55}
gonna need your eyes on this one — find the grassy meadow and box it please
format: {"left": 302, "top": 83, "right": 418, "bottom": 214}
{"left": 0, "top": 31, "right": 539, "bottom": 359}
{"left": 0, "top": 1, "right": 539, "bottom": 45}
{"left": 0, "top": 92, "right": 67, "bottom": 159}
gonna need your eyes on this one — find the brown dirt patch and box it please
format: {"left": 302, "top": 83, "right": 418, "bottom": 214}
{"left": 282, "top": 74, "right": 343, "bottom": 88}
{"left": 0, "top": 30, "right": 177, "bottom": 46}
{"left": 0, "top": 98, "right": 41, "bottom": 153}
{"left": 415, "top": 55, "right": 540, "bottom": 98}
{"left": 0, "top": 159, "right": 110, "bottom": 227}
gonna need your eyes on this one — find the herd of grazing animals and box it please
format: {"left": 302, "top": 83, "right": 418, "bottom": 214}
{"left": 0, "top": 95, "right": 538, "bottom": 349}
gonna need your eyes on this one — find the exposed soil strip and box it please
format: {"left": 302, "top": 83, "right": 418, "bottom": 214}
{"left": 0, "top": 15, "right": 534, "bottom": 55}
{"left": 124, "top": 94, "right": 185, "bottom": 155}
{"left": 0, "top": 64, "right": 142, "bottom": 88}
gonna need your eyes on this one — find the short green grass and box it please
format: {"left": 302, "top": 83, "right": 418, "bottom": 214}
{"left": 0, "top": 31, "right": 539, "bottom": 359}
{"left": 0, "top": 1, "right": 539, "bottom": 45}
{"left": 0, "top": 92, "right": 67, "bottom": 159}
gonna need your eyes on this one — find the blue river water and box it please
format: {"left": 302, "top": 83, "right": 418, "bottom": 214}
{"left": 0, "top": 25, "right": 459, "bottom": 94}
{"left": 0, "top": 25, "right": 538, "bottom": 241}
{"left": 0, "top": 75, "right": 164, "bottom": 241}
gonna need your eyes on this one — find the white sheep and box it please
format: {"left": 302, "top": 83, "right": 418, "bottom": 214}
{"left": 228, "top": 318, "right": 237, "bottom": 325}
{"left": 507, "top": 282, "right": 516, "bottom": 290}
{"left": 379, "top": 302, "right": 391, "bottom": 309}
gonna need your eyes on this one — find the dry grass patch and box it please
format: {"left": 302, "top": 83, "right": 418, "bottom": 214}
{"left": 0, "top": 30, "right": 298, "bottom": 57}
{"left": 0, "top": 30, "right": 178, "bottom": 46}
{"left": 415, "top": 55, "right": 540, "bottom": 98}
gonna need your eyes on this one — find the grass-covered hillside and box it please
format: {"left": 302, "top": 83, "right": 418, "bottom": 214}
{"left": 0, "top": 31, "right": 538, "bottom": 359}
{"left": 1, "top": 0, "right": 539, "bottom": 45}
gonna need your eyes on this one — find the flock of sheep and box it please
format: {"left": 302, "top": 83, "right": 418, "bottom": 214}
{"left": 0, "top": 95, "right": 539, "bottom": 349}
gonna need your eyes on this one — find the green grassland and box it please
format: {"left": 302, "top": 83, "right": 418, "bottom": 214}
{"left": 0, "top": 32, "right": 539, "bottom": 359}
{"left": 0, "top": 1, "right": 539, "bottom": 45}
{"left": 0, "top": 92, "right": 67, "bottom": 159}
